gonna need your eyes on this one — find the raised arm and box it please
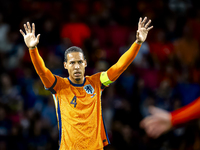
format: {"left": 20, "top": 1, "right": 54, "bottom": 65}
{"left": 20, "top": 22, "right": 55, "bottom": 88}
{"left": 105, "top": 17, "right": 153, "bottom": 83}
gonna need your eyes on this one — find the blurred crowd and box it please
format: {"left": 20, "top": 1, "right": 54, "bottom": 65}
{"left": 1, "top": 0, "right": 200, "bottom": 149}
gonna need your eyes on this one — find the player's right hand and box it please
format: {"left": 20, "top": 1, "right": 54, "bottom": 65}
{"left": 140, "top": 106, "right": 172, "bottom": 138}
{"left": 20, "top": 22, "right": 40, "bottom": 49}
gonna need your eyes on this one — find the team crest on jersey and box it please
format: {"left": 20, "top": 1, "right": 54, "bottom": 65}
{"left": 84, "top": 84, "right": 94, "bottom": 94}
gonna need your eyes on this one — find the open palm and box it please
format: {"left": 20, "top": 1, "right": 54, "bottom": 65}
{"left": 136, "top": 17, "right": 153, "bottom": 44}
{"left": 20, "top": 22, "right": 40, "bottom": 48}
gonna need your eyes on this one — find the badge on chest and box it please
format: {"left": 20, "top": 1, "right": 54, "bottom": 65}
{"left": 83, "top": 84, "right": 94, "bottom": 94}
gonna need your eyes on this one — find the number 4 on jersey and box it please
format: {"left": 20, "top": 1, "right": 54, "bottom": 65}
{"left": 70, "top": 96, "right": 77, "bottom": 107}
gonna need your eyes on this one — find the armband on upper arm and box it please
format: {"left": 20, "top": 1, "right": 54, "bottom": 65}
{"left": 100, "top": 71, "right": 113, "bottom": 86}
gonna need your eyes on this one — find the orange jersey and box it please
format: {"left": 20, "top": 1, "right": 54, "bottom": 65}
{"left": 29, "top": 42, "right": 141, "bottom": 150}
{"left": 48, "top": 73, "right": 109, "bottom": 150}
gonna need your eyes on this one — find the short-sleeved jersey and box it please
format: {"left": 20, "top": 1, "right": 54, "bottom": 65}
{"left": 47, "top": 72, "right": 110, "bottom": 150}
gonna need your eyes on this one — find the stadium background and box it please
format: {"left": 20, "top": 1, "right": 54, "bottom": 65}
{"left": 1, "top": 0, "right": 200, "bottom": 149}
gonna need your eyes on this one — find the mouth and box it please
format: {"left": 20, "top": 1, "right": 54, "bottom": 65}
{"left": 74, "top": 72, "right": 81, "bottom": 77}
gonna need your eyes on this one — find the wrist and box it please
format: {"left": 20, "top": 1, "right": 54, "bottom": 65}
{"left": 29, "top": 46, "right": 36, "bottom": 50}
{"left": 135, "top": 40, "right": 143, "bottom": 45}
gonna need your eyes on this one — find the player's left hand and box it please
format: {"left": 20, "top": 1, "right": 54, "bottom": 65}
{"left": 136, "top": 17, "right": 153, "bottom": 45}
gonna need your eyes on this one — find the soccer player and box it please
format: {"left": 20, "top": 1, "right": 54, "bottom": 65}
{"left": 140, "top": 97, "right": 200, "bottom": 139}
{"left": 20, "top": 17, "right": 153, "bottom": 150}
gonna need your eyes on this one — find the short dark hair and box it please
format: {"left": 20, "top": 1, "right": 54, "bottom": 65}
{"left": 64, "top": 46, "right": 86, "bottom": 62}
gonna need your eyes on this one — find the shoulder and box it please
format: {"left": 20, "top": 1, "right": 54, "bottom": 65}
{"left": 86, "top": 72, "right": 101, "bottom": 81}
{"left": 54, "top": 75, "right": 64, "bottom": 83}
{"left": 55, "top": 75, "right": 68, "bottom": 81}
{"left": 46, "top": 75, "right": 70, "bottom": 94}
{"left": 54, "top": 75, "right": 70, "bottom": 88}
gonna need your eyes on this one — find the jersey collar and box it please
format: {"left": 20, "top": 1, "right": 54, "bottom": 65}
{"left": 67, "top": 77, "right": 86, "bottom": 87}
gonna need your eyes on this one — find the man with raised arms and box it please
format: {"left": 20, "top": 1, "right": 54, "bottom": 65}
{"left": 20, "top": 17, "right": 153, "bottom": 150}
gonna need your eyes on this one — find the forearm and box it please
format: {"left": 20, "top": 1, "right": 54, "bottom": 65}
{"left": 29, "top": 47, "right": 48, "bottom": 75}
{"left": 29, "top": 47, "right": 55, "bottom": 88}
{"left": 171, "top": 97, "right": 200, "bottom": 126}
{"left": 107, "top": 42, "right": 141, "bottom": 81}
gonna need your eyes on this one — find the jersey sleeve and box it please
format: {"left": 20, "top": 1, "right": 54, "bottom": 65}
{"left": 29, "top": 47, "right": 55, "bottom": 89}
{"left": 106, "top": 42, "right": 141, "bottom": 82}
{"left": 171, "top": 96, "right": 200, "bottom": 126}
{"left": 45, "top": 75, "right": 64, "bottom": 94}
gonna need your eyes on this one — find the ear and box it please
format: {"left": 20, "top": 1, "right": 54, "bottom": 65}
{"left": 84, "top": 59, "right": 87, "bottom": 67}
{"left": 64, "top": 62, "right": 68, "bottom": 69}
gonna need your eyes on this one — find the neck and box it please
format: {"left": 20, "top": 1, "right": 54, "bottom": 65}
{"left": 69, "top": 76, "right": 84, "bottom": 84}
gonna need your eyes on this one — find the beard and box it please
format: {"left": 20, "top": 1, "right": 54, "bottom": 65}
{"left": 75, "top": 78, "right": 81, "bottom": 82}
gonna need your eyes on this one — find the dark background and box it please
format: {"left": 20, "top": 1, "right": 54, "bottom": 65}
{"left": 1, "top": 0, "right": 200, "bottom": 149}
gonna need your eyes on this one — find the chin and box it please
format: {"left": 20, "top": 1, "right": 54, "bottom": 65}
{"left": 75, "top": 78, "right": 81, "bottom": 82}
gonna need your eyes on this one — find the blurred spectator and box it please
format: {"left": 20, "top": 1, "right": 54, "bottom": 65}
{"left": 0, "top": 74, "right": 23, "bottom": 107}
{"left": 7, "top": 124, "right": 26, "bottom": 150}
{"left": 174, "top": 69, "right": 200, "bottom": 105}
{"left": 40, "top": 18, "right": 60, "bottom": 47}
{"left": 0, "top": 105, "right": 12, "bottom": 146}
{"left": 60, "top": 13, "right": 91, "bottom": 47}
{"left": 0, "top": 13, "right": 11, "bottom": 52}
{"left": 173, "top": 23, "right": 199, "bottom": 67}
{"left": 4, "top": 31, "right": 25, "bottom": 70}
{"left": 188, "top": 9, "right": 200, "bottom": 43}
{"left": 149, "top": 28, "right": 174, "bottom": 65}
{"left": 136, "top": 65, "right": 161, "bottom": 91}
{"left": 41, "top": 95, "right": 57, "bottom": 127}
{"left": 168, "top": 0, "right": 192, "bottom": 16}
{"left": 28, "top": 118, "right": 49, "bottom": 150}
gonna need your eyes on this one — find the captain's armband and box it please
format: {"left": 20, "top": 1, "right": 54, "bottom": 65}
{"left": 100, "top": 71, "right": 113, "bottom": 86}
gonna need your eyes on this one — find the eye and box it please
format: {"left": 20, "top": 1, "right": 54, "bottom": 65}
{"left": 78, "top": 61, "right": 83, "bottom": 64}
{"left": 70, "top": 61, "right": 75, "bottom": 64}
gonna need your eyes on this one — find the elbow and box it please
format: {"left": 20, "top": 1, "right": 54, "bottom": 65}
{"left": 36, "top": 69, "right": 48, "bottom": 77}
{"left": 108, "top": 65, "right": 126, "bottom": 81}
{"left": 117, "top": 65, "right": 126, "bottom": 73}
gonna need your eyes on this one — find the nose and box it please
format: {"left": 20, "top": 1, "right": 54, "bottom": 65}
{"left": 74, "top": 63, "right": 80, "bottom": 69}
